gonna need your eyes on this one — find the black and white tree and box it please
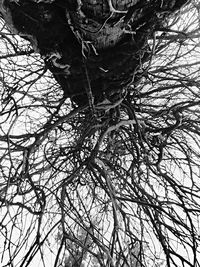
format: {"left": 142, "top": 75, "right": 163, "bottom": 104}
{"left": 0, "top": 0, "right": 200, "bottom": 266}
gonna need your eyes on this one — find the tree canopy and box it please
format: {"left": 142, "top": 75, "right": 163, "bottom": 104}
{"left": 0, "top": 0, "right": 200, "bottom": 266}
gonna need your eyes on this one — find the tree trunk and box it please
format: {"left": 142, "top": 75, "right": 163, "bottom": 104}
{"left": 0, "top": 0, "right": 189, "bottom": 106}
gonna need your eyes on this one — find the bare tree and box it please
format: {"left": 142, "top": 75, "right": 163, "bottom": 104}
{"left": 0, "top": 0, "right": 200, "bottom": 266}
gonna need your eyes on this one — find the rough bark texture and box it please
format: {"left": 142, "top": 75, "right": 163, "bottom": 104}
{"left": 0, "top": 0, "right": 189, "bottom": 106}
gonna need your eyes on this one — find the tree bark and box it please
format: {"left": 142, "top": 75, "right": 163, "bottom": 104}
{"left": 0, "top": 0, "right": 189, "bottom": 106}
